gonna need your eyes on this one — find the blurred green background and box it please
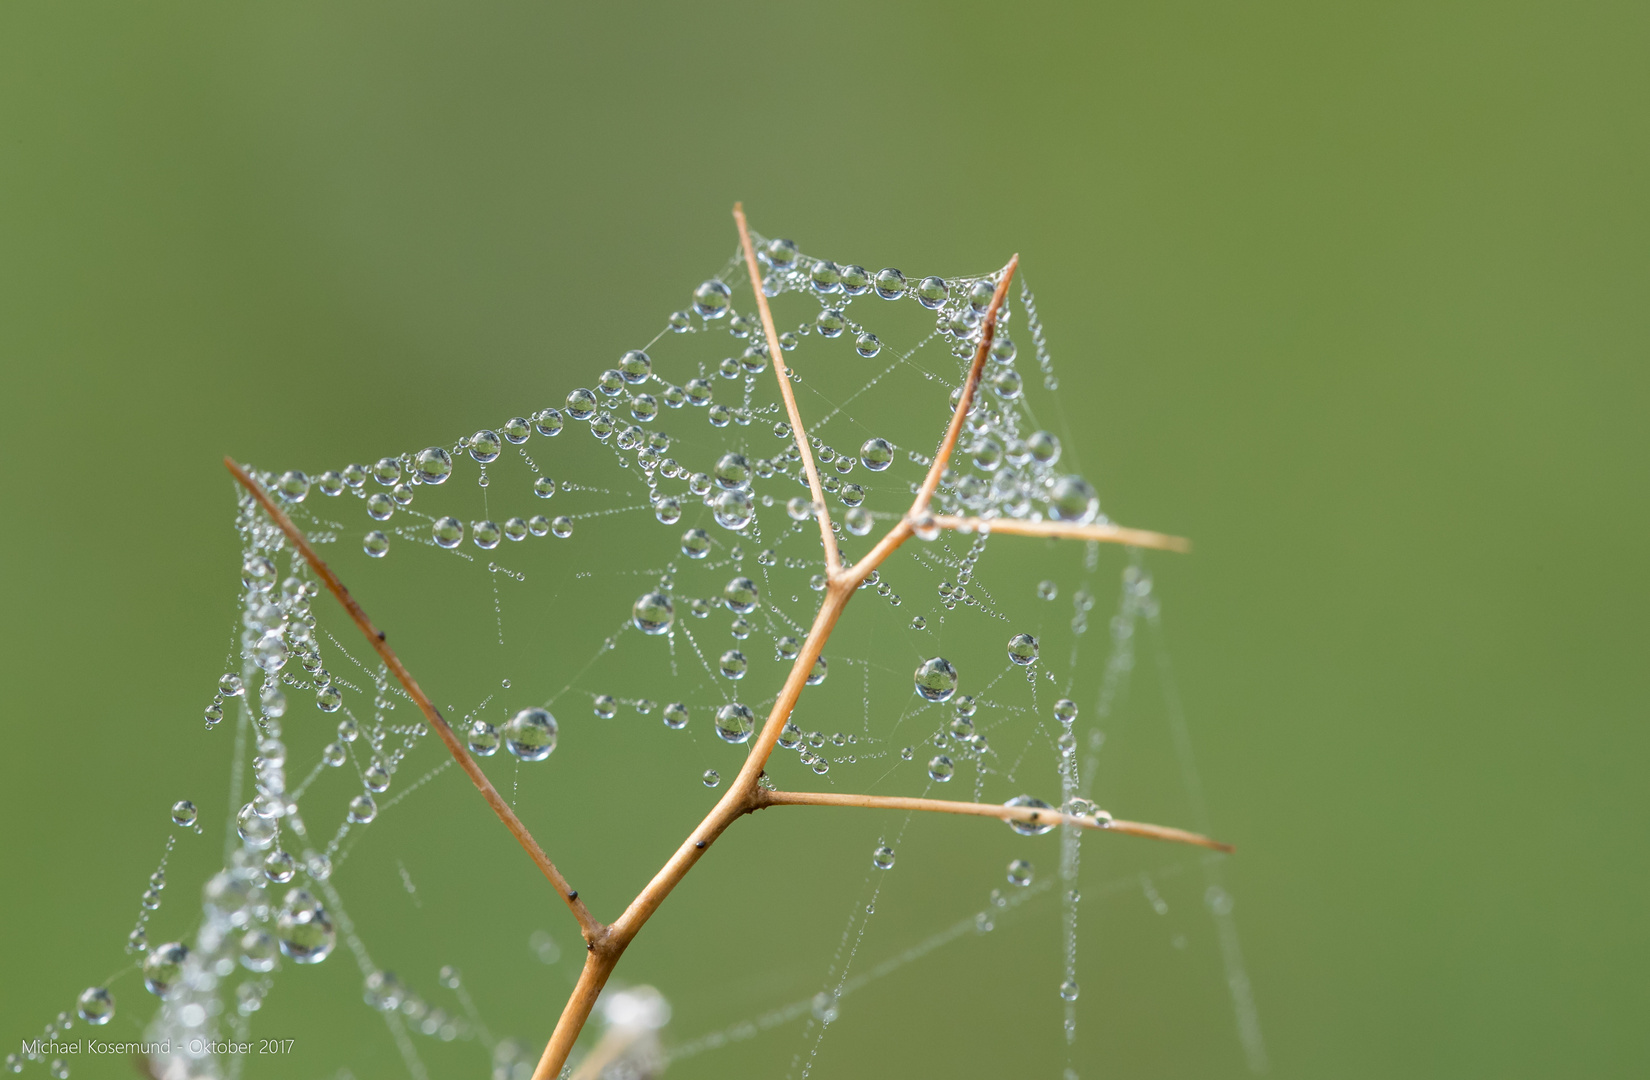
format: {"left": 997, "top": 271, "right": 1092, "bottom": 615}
{"left": 2, "top": 1, "right": 1647, "bottom": 1077}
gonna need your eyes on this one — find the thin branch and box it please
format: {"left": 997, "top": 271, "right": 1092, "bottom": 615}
{"left": 225, "top": 458, "right": 604, "bottom": 943}
{"left": 529, "top": 217, "right": 1212, "bottom": 1079}
{"left": 930, "top": 514, "right": 1192, "bottom": 554}
{"left": 911, "top": 256, "right": 1019, "bottom": 515}
{"left": 844, "top": 255, "right": 1019, "bottom": 586}
{"left": 733, "top": 203, "right": 842, "bottom": 574}
{"left": 758, "top": 789, "right": 1233, "bottom": 854}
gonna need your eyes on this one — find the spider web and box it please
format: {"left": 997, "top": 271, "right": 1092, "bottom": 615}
{"left": 8, "top": 232, "right": 1266, "bottom": 1080}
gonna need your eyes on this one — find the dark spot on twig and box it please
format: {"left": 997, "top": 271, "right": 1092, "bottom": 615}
{"left": 568, "top": 890, "right": 578, "bottom": 900}
{"left": 694, "top": 840, "right": 706, "bottom": 849}
{"left": 376, "top": 630, "right": 386, "bottom": 641}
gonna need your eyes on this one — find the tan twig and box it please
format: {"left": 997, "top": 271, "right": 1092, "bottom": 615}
{"left": 930, "top": 515, "right": 1192, "bottom": 554}
{"left": 513, "top": 208, "right": 1210, "bottom": 1078}
{"left": 224, "top": 458, "right": 603, "bottom": 943}
{"left": 733, "top": 203, "right": 842, "bottom": 574}
{"left": 757, "top": 789, "right": 1233, "bottom": 854}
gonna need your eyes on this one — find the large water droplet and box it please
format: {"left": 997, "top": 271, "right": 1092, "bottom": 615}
{"left": 1007, "top": 633, "right": 1039, "bottom": 666}
{"left": 927, "top": 754, "right": 954, "bottom": 782}
{"left": 415, "top": 447, "right": 453, "bottom": 485}
{"left": 504, "top": 708, "right": 558, "bottom": 761}
{"left": 1004, "top": 795, "right": 1056, "bottom": 836}
{"left": 171, "top": 800, "right": 197, "bottom": 828}
{"left": 871, "top": 844, "right": 895, "bottom": 870}
{"left": 277, "top": 888, "right": 336, "bottom": 964}
{"left": 1007, "top": 859, "right": 1034, "bottom": 887}
{"left": 913, "top": 657, "right": 959, "bottom": 702}
{"left": 1049, "top": 476, "right": 1097, "bottom": 523}
{"left": 143, "top": 943, "right": 188, "bottom": 997}
{"left": 632, "top": 592, "right": 675, "bottom": 635}
{"left": 76, "top": 987, "right": 114, "bottom": 1026}
{"left": 723, "top": 576, "right": 760, "bottom": 613}
{"left": 715, "top": 703, "right": 755, "bottom": 744}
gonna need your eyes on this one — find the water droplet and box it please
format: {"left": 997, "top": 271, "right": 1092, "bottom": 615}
{"left": 414, "top": 447, "right": 453, "bottom": 485}
{"left": 1037, "top": 580, "right": 1058, "bottom": 600}
{"left": 723, "top": 576, "right": 760, "bottom": 613}
{"left": 764, "top": 238, "right": 797, "bottom": 268}
{"left": 1004, "top": 795, "right": 1056, "bottom": 835}
{"left": 76, "top": 987, "right": 114, "bottom": 1026}
{"left": 363, "top": 530, "right": 390, "bottom": 558}
{"left": 143, "top": 942, "right": 188, "bottom": 997}
{"left": 874, "top": 267, "right": 906, "bottom": 299}
{"left": 593, "top": 695, "right": 617, "bottom": 718}
{"left": 363, "top": 763, "right": 390, "bottom": 792}
{"left": 916, "top": 276, "right": 949, "bottom": 309}
{"left": 855, "top": 331, "right": 881, "bottom": 358}
{"left": 713, "top": 490, "right": 755, "bottom": 531}
{"left": 632, "top": 592, "right": 675, "bottom": 635}
{"left": 504, "top": 708, "right": 558, "bottom": 761}
{"left": 252, "top": 630, "right": 289, "bottom": 673}
{"left": 348, "top": 794, "right": 377, "bottom": 824}
{"left": 264, "top": 849, "right": 296, "bottom": 884}
{"left": 1059, "top": 979, "right": 1080, "bottom": 1002}
{"left": 472, "top": 520, "right": 501, "bottom": 549}
{"left": 871, "top": 844, "right": 895, "bottom": 869}
{"left": 275, "top": 470, "right": 310, "bottom": 503}
{"left": 277, "top": 888, "right": 336, "bottom": 964}
{"left": 1007, "top": 859, "right": 1034, "bottom": 887}
{"left": 219, "top": 673, "right": 244, "bottom": 697}
{"left": 322, "top": 742, "right": 346, "bottom": 767}
{"left": 535, "top": 408, "right": 565, "bottom": 436}
{"left": 693, "top": 280, "right": 731, "bottom": 318}
{"left": 702, "top": 769, "right": 720, "bottom": 788}
{"left": 168, "top": 800, "right": 198, "bottom": 828}
{"left": 806, "top": 656, "right": 828, "bottom": 685}
{"left": 719, "top": 650, "right": 748, "bottom": 680}
{"left": 468, "top": 430, "right": 502, "bottom": 463}
{"left": 1027, "top": 430, "right": 1061, "bottom": 464}
{"left": 237, "top": 803, "right": 277, "bottom": 850}
{"left": 715, "top": 703, "right": 755, "bottom": 744}
{"left": 619, "top": 350, "right": 653, "bottom": 384}
{"left": 467, "top": 720, "right": 499, "bottom": 756}
{"left": 1048, "top": 476, "right": 1098, "bottom": 523}
{"left": 239, "top": 929, "right": 278, "bottom": 973}
{"left": 316, "top": 682, "right": 342, "bottom": 712}
{"left": 1007, "top": 633, "right": 1039, "bottom": 666}
{"left": 663, "top": 702, "right": 689, "bottom": 729}
{"left": 913, "top": 657, "right": 959, "bottom": 702}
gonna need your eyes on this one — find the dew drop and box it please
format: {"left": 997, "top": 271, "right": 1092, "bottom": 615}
{"left": 277, "top": 888, "right": 336, "bottom": 964}
{"left": 871, "top": 844, "right": 895, "bottom": 870}
{"left": 143, "top": 942, "right": 188, "bottom": 997}
{"left": 1037, "top": 580, "right": 1058, "bottom": 600}
{"left": 171, "top": 800, "right": 197, "bottom": 828}
{"left": 467, "top": 720, "right": 499, "bottom": 757}
{"left": 504, "top": 708, "right": 558, "bottom": 761}
{"left": 927, "top": 755, "right": 954, "bottom": 782}
{"left": 348, "top": 794, "right": 377, "bottom": 824}
{"left": 1004, "top": 795, "right": 1056, "bottom": 836}
{"left": 702, "top": 769, "right": 720, "bottom": 788}
{"left": 718, "top": 650, "right": 748, "bottom": 680}
{"left": 363, "top": 530, "right": 389, "bottom": 558}
{"left": 1007, "top": 633, "right": 1039, "bottom": 666}
{"left": 913, "top": 657, "right": 959, "bottom": 702}
{"left": 77, "top": 987, "right": 115, "bottom": 1026}
{"left": 663, "top": 703, "right": 689, "bottom": 730}
{"left": 415, "top": 447, "right": 453, "bottom": 485}
{"left": 1007, "top": 859, "right": 1034, "bottom": 887}
{"left": 714, "top": 703, "right": 755, "bottom": 744}
{"left": 859, "top": 437, "right": 893, "bottom": 472}
{"left": 632, "top": 592, "right": 675, "bottom": 635}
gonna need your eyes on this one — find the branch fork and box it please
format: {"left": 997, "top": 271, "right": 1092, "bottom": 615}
{"left": 227, "top": 205, "right": 1217, "bottom": 1080}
